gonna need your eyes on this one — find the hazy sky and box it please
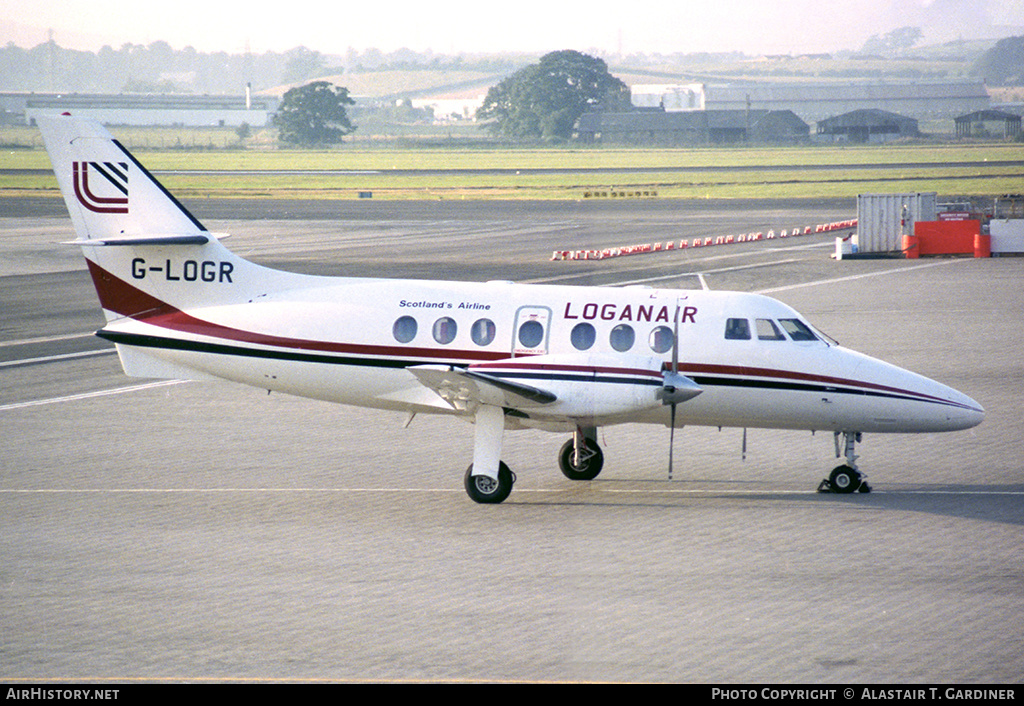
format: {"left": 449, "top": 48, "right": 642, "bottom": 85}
{"left": 2, "top": 0, "right": 1023, "bottom": 56}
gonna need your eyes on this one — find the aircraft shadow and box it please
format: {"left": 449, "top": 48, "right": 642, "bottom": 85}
{"left": 509, "top": 480, "right": 1024, "bottom": 526}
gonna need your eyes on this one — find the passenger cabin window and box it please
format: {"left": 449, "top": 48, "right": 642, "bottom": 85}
{"left": 649, "top": 326, "right": 674, "bottom": 353}
{"left": 778, "top": 318, "right": 819, "bottom": 342}
{"left": 471, "top": 318, "right": 496, "bottom": 346}
{"left": 518, "top": 320, "right": 544, "bottom": 349}
{"left": 433, "top": 316, "right": 457, "bottom": 344}
{"left": 756, "top": 318, "right": 785, "bottom": 341}
{"left": 609, "top": 324, "right": 635, "bottom": 352}
{"left": 570, "top": 322, "right": 596, "bottom": 351}
{"left": 725, "top": 318, "right": 751, "bottom": 340}
{"left": 393, "top": 315, "right": 417, "bottom": 343}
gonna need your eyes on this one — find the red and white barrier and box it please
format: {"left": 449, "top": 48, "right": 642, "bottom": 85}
{"left": 551, "top": 219, "right": 858, "bottom": 261}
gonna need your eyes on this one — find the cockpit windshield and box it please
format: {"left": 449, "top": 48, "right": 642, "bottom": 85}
{"left": 778, "top": 318, "right": 818, "bottom": 341}
{"left": 725, "top": 316, "right": 827, "bottom": 344}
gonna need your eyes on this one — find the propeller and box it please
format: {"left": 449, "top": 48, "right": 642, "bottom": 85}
{"left": 669, "top": 398, "right": 676, "bottom": 480}
{"left": 657, "top": 301, "right": 702, "bottom": 480}
{"left": 669, "top": 301, "right": 679, "bottom": 480}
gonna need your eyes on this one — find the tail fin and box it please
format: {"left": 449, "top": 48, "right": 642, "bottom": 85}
{"left": 38, "top": 114, "right": 207, "bottom": 240}
{"left": 37, "top": 114, "right": 277, "bottom": 325}
{"left": 38, "top": 114, "right": 303, "bottom": 381}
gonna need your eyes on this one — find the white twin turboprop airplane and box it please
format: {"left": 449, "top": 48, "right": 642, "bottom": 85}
{"left": 39, "top": 114, "right": 984, "bottom": 503}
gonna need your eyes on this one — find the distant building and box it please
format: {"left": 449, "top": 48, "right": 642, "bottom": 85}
{"left": 574, "top": 109, "right": 809, "bottom": 145}
{"left": 954, "top": 110, "right": 1022, "bottom": 139}
{"left": 5, "top": 92, "right": 278, "bottom": 127}
{"left": 409, "top": 93, "right": 487, "bottom": 122}
{"left": 630, "top": 81, "right": 989, "bottom": 122}
{"left": 815, "top": 109, "right": 919, "bottom": 143}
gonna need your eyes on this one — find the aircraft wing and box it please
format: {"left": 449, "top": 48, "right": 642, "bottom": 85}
{"left": 408, "top": 364, "right": 557, "bottom": 412}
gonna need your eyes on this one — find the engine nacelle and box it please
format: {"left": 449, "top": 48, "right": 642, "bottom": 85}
{"left": 468, "top": 353, "right": 700, "bottom": 419}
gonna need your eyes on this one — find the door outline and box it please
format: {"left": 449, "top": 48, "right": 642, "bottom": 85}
{"left": 511, "top": 305, "right": 552, "bottom": 357}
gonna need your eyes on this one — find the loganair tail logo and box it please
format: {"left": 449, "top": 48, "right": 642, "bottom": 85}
{"left": 73, "top": 161, "right": 129, "bottom": 214}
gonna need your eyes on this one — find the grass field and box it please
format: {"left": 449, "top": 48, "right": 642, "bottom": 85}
{"left": 3, "top": 125, "right": 1022, "bottom": 200}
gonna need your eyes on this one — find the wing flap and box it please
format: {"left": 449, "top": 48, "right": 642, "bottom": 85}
{"left": 408, "top": 364, "right": 557, "bottom": 412}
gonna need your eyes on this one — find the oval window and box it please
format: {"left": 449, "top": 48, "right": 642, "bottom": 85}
{"left": 471, "top": 318, "right": 496, "bottom": 346}
{"left": 649, "top": 325, "right": 674, "bottom": 353}
{"left": 518, "top": 320, "right": 544, "bottom": 349}
{"left": 609, "top": 324, "right": 635, "bottom": 352}
{"left": 570, "top": 322, "right": 596, "bottom": 351}
{"left": 393, "top": 316, "right": 417, "bottom": 343}
{"left": 433, "top": 316, "right": 457, "bottom": 344}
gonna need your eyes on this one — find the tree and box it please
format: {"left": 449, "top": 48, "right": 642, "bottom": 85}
{"left": 273, "top": 81, "right": 356, "bottom": 146}
{"left": 477, "top": 50, "right": 629, "bottom": 141}
{"left": 971, "top": 36, "right": 1024, "bottom": 86}
{"left": 282, "top": 46, "right": 325, "bottom": 84}
{"left": 886, "top": 26, "right": 923, "bottom": 56}
{"left": 860, "top": 26, "right": 923, "bottom": 57}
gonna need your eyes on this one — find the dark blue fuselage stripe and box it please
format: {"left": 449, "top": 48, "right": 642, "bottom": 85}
{"left": 98, "top": 330, "right": 963, "bottom": 410}
{"left": 99, "top": 330, "right": 412, "bottom": 368}
{"left": 484, "top": 371, "right": 663, "bottom": 387}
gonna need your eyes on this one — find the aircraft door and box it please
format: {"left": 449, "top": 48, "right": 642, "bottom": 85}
{"left": 512, "top": 306, "right": 551, "bottom": 357}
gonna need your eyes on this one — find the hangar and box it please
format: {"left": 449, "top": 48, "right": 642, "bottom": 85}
{"left": 815, "top": 109, "right": 919, "bottom": 143}
{"left": 630, "top": 81, "right": 989, "bottom": 122}
{"left": 574, "top": 109, "right": 809, "bottom": 145}
{"left": 954, "top": 110, "right": 1022, "bottom": 139}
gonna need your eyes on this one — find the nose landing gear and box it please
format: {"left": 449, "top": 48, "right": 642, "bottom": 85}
{"left": 818, "top": 431, "right": 872, "bottom": 494}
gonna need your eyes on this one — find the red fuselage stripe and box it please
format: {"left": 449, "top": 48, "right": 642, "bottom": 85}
{"left": 87, "top": 259, "right": 968, "bottom": 409}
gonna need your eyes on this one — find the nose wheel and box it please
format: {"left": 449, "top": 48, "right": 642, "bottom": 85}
{"left": 818, "top": 432, "right": 872, "bottom": 493}
{"left": 820, "top": 464, "right": 870, "bottom": 493}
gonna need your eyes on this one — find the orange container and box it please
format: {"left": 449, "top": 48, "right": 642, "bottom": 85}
{"left": 974, "top": 233, "right": 991, "bottom": 258}
{"left": 903, "top": 234, "right": 919, "bottom": 259}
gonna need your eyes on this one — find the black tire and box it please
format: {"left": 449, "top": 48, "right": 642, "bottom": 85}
{"left": 558, "top": 438, "right": 604, "bottom": 481}
{"left": 829, "top": 465, "right": 861, "bottom": 494}
{"left": 464, "top": 462, "right": 514, "bottom": 504}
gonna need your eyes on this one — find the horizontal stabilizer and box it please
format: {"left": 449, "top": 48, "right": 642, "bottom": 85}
{"left": 66, "top": 232, "right": 231, "bottom": 247}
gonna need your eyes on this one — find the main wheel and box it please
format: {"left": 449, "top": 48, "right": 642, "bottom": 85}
{"left": 464, "top": 462, "right": 514, "bottom": 504}
{"left": 558, "top": 438, "right": 604, "bottom": 481}
{"left": 829, "top": 465, "right": 861, "bottom": 494}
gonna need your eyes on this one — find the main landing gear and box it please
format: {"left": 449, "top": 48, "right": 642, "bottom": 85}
{"left": 465, "top": 405, "right": 515, "bottom": 504}
{"left": 818, "top": 431, "right": 872, "bottom": 494}
{"left": 558, "top": 427, "right": 604, "bottom": 481}
{"left": 464, "top": 419, "right": 605, "bottom": 504}
{"left": 464, "top": 462, "right": 514, "bottom": 504}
